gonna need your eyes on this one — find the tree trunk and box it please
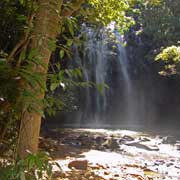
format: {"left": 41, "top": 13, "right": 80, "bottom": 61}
{"left": 17, "top": 0, "right": 62, "bottom": 158}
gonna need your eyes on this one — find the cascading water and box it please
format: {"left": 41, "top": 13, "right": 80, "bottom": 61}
{"left": 62, "top": 25, "right": 156, "bottom": 128}
{"left": 115, "top": 32, "right": 135, "bottom": 124}
{"left": 76, "top": 27, "right": 110, "bottom": 125}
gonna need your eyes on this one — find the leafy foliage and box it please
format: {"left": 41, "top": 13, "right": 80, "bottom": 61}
{"left": 129, "top": 0, "right": 180, "bottom": 76}
{"left": 134, "top": 0, "right": 179, "bottom": 46}
{"left": 155, "top": 46, "right": 180, "bottom": 76}
{"left": 86, "top": 0, "right": 135, "bottom": 30}
{"left": 156, "top": 46, "right": 180, "bottom": 62}
{"left": 0, "top": 152, "right": 53, "bottom": 180}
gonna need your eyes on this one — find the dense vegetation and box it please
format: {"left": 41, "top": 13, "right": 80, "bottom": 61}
{"left": 0, "top": 0, "right": 179, "bottom": 179}
{"left": 134, "top": 0, "right": 180, "bottom": 75}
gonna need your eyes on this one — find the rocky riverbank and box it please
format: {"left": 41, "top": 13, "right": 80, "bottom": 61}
{"left": 40, "top": 128, "right": 180, "bottom": 179}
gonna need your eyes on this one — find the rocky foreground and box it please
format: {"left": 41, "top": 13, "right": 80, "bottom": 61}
{"left": 40, "top": 129, "right": 180, "bottom": 180}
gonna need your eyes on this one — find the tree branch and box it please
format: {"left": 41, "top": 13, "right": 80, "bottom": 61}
{"left": 7, "top": 13, "right": 35, "bottom": 62}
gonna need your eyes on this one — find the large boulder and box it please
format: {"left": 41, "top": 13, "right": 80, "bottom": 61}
{"left": 68, "top": 160, "right": 88, "bottom": 170}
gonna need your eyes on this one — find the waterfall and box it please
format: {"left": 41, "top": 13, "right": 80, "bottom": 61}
{"left": 77, "top": 27, "right": 110, "bottom": 125}
{"left": 68, "top": 25, "right": 155, "bottom": 128}
{"left": 115, "top": 32, "right": 135, "bottom": 123}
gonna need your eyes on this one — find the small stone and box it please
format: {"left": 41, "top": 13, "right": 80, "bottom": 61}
{"left": 175, "top": 165, "right": 180, "bottom": 169}
{"left": 68, "top": 160, "right": 88, "bottom": 170}
{"left": 170, "top": 159, "right": 175, "bottom": 162}
{"left": 166, "top": 162, "right": 174, "bottom": 167}
{"left": 104, "top": 171, "right": 110, "bottom": 175}
{"left": 114, "top": 174, "right": 119, "bottom": 177}
{"left": 175, "top": 144, "right": 180, "bottom": 150}
{"left": 154, "top": 160, "right": 165, "bottom": 166}
{"left": 122, "top": 135, "right": 134, "bottom": 141}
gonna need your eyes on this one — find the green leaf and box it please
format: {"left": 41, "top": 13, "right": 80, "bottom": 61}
{"left": 67, "top": 39, "right": 73, "bottom": 47}
{"left": 50, "top": 83, "right": 59, "bottom": 91}
{"left": 97, "top": 83, "right": 104, "bottom": 95}
{"left": 28, "top": 49, "right": 39, "bottom": 60}
{"left": 97, "top": 83, "right": 109, "bottom": 95}
{"left": 19, "top": 0, "right": 24, "bottom": 5}
{"left": 60, "top": 50, "right": 65, "bottom": 59}
{"left": 67, "top": 20, "right": 74, "bottom": 36}
{"left": 17, "top": 15, "right": 27, "bottom": 22}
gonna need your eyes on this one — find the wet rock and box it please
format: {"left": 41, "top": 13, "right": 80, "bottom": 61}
{"left": 126, "top": 142, "right": 159, "bottom": 151}
{"left": 77, "top": 134, "right": 88, "bottom": 142}
{"left": 68, "top": 160, "right": 88, "bottom": 170}
{"left": 102, "top": 138, "right": 119, "bottom": 150}
{"left": 148, "top": 145, "right": 159, "bottom": 151}
{"left": 175, "top": 165, "right": 180, "bottom": 169}
{"left": 53, "top": 171, "right": 66, "bottom": 179}
{"left": 61, "top": 137, "right": 82, "bottom": 147}
{"left": 51, "top": 144, "right": 74, "bottom": 158}
{"left": 39, "top": 137, "right": 57, "bottom": 150}
{"left": 154, "top": 160, "right": 165, "bottom": 166}
{"left": 138, "top": 137, "right": 151, "bottom": 142}
{"left": 166, "top": 162, "right": 174, "bottom": 167}
{"left": 162, "top": 136, "right": 177, "bottom": 144}
{"left": 104, "top": 171, "right": 110, "bottom": 175}
{"left": 119, "top": 135, "right": 134, "bottom": 144}
{"left": 94, "top": 136, "right": 107, "bottom": 150}
{"left": 114, "top": 174, "right": 119, "bottom": 177}
{"left": 95, "top": 136, "right": 106, "bottom": 144}
{"left": 95, "top": 163, "right": 106, "bottom": 169}
{"left": 76, "top": 134, "right": 96, "bottom": 148}
{"left": 175, "top": 144, "right": 180, "bottom": 150}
